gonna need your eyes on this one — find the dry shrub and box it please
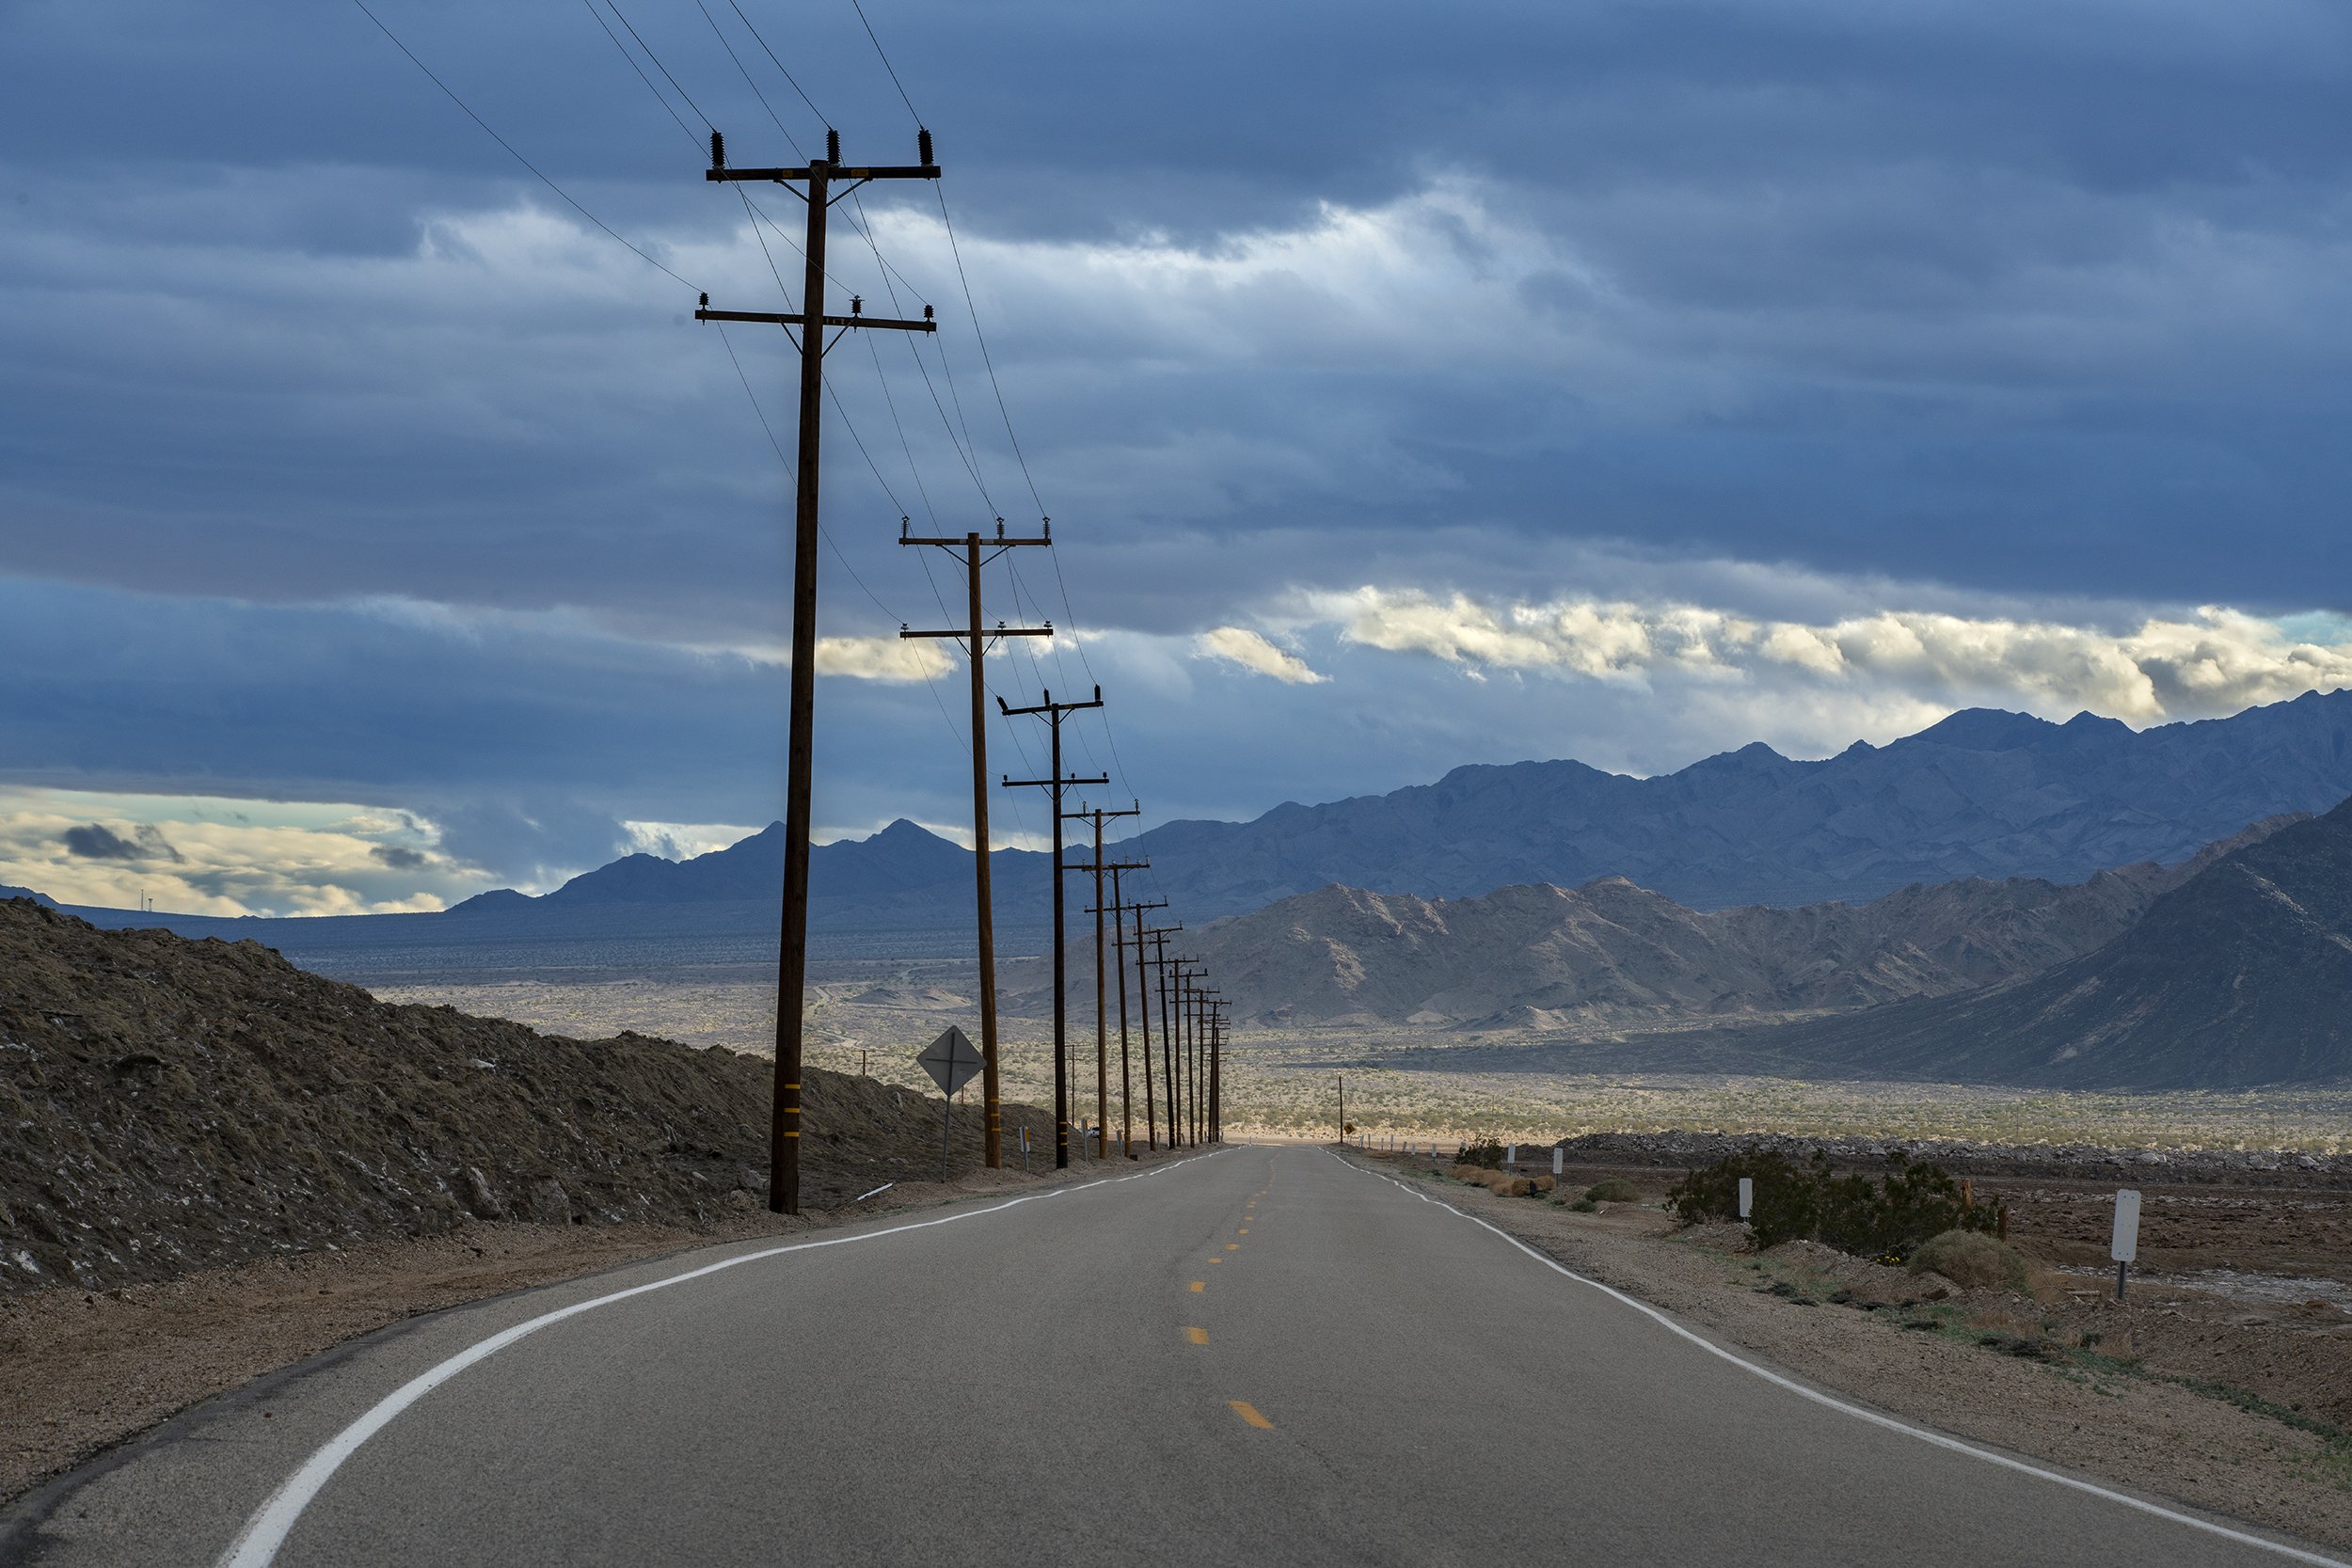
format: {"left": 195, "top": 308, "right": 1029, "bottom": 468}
{"left": 1533, "top": 1175, "right": 1556, "bottom": 1194}
{"left": 1585, "top": 1179, "right": 1640, "bottom": 1203}
{"left": 1909, "top": 1229, "right": 2030, "bottom": 1292}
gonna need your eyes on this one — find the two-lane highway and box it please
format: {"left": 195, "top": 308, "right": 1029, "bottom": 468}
{"left": 5, "top": 1146, "right": 2341, "bottom": 1566}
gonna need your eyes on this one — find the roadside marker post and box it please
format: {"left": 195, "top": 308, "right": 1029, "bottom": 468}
{"left": 2111, "top": 1188, "right": 2141, "bottom": 1301}
{"left": 1738, "top": 1176, "right": 1755, "bottom": 1220}
{"left": 916, "top": 1026, "right": 985, "bottom": 1182}
{"left": 1552, "top": 1148, "right": 1564, "bottom": 1179}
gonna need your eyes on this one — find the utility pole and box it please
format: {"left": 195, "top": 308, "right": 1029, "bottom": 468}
{"left": 1205, "top": 998, "right": 1228, "bottom": 1143}
{"left": 697, "top": 125, "right": 940, "bottom": 1215}
{"left": 1121, "top": 897, "right": 1168, "bottom": 1150}
{"left": 1070, "top": 807, "right": 1142, "bottom": 1159}
{"left": 1141, "top": 924, "right": 1183, "bottom": 1148}
{"left": 1178, "top": 965, "right": 1208, "bottom": 1145}
{"left": 900, "top": 521, "right": 1052, "bottom": 1170}
{"left": 1204, "top": 991, "right": 1223, "bottom": 1142}
{"left": 1001, "top": 688, "right": 1107, "bottom": 1170}
{"left": 1337, "top": 1072, "right": 1345, "bottom": 1147}
{"left": 1171, "top": 963, "right": 1200, "bottom": 1145}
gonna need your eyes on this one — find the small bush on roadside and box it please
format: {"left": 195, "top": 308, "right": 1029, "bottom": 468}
{"left": 1665, "top": 1147, "right": 2004, "bottom": 1262}
{"left": 1910, "top": 1229, "right": 2030, "bottom": 1291}
{"left": 1585, "top": 1179, "right": 1640, "bottom": 1203}
{"left": 1454, "top": 1136, "right": 1505, "bottom": 1169}
{"left": 1567, "top": 1197, "right": 1599, "bottom": 1212}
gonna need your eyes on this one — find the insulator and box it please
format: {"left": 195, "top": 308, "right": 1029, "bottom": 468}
{"left": 825, "top": 127, "right": 840, "bottom": 164}
{"left": 709, "top": 130, "right": 725, "bottom": 170}
{"left": 698, "top": 293, "right": 709, "bottom": 310}
{"left": 917, "top": 127, "right": 934, "bottom": 166}
{"left": 850, "top": 294, "right": 863, "bottom": 315}
{"left": 923, "top": 304, "right": 934, "bottom": 320}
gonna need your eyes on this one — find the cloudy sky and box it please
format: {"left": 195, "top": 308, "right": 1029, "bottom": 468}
{"left": 4, "top": 0, "right": 2350, "bottom": 913}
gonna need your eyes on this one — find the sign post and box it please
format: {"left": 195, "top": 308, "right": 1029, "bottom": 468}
{"left": 2111, "top": 1188, "right": 2141, "bottom": 1302}
{"left": 1738, "top": 1176, "right": 1755, "bottom": 1220}
{"left": 916, "top": 1026, "right": 985, "bottom": 1182}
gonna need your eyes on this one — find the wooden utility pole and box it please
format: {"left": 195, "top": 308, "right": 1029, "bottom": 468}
{"left": 900, "top": 520, "right": 1052, "bottom": 1169}
{"left": 1001, "top": 688, "right": 1107, "bottom": 1169}
{"left": 1121, "top": 897, "right": 1168, "bottom": 1149}
{"left": 696, "top": 125, "right": 940, "bottom": 1215}
{"left": 1205, "top": 998, "right": 1228, "bottom": 1142}
{"left": 1177, "top": 963, "right": 1207, "bottom": 1144}
{"left": 1070, "top": 807, "right": 1142, "bottom": 1158}
{"left": 1140, "top": 924, "right": 1183, "bottom": 1147}
{"left": 1194, "top": 989, "right": 1220, "bottom": 1143}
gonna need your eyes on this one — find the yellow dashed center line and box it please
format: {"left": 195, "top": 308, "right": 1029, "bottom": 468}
{"left": 1238, "top": 1227, "right": 1248, "bottom": 1234}
{"left": 1228, "top": 1401, "right": 1275, "bottom": 1430}
{"left": 1184, "top": 1326, "right": 1209, "bottom": 1345}
{"left": 1224, "top": 1243, "right": 1240, "bottom": 1251}
{"left": 1208, "top": 1258, "right": 1223, "bottom": 1264}
{"left": 1189, "top": 1281, "right": 1205, "bottom": 1292}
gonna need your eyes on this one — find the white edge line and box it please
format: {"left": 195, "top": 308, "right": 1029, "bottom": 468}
{"left": 218, "top": 1151, "right": 1219, "bottom": 1568}
{"left": 1327, "top": 1150, "right": 2350, "bottom": 1568}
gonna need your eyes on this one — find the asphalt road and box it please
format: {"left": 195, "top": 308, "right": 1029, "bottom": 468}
{"left": 6, "top": 1145, "right": 2342, "bottom": 1567}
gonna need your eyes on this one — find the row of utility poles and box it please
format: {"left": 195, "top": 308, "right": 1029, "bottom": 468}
{"left": 694, "top": 124, "right": 1225, "bottom": 1212}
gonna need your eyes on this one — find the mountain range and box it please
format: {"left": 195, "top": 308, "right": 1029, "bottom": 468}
{"left": 453, "top": 689, "right": 2352, "bottom": 926}
{"left": 1127, "top": 816, "right": 2298, "bottom": 1031}
{"left": 1564, "top": 794, "right": 2352, "bottom": 1090}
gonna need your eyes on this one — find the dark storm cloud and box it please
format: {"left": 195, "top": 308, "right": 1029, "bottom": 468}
{"left": 370, "top": 844, "right": 428, "bottom": 870}
{"left": 2, "top": 0, "right": 2349, "bottom": 890}
{"left": 64, "top": 823, "right": 183, "bottom": 863}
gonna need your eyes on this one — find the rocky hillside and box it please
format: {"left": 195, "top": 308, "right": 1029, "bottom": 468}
{"left": 1018, "top": 817, "right": 2296, "bottom": 1030}
{"left": 1693, "top": 795, "right": 2352, "bottom": 1089}
{"left": 0, "top": 901, "right": 1041, "bottom": 1295}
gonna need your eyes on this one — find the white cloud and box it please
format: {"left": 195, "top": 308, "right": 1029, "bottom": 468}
{"left": 1307, "top": 587, "right": 2352, "bottom": 724}
{"left": 0, "top": 788, "right": 490, "bottom": 915}
{"left": 621, "top": 819, "right": 764, "bottom": 861}
{"left": 1193, "top": 626, "right": 1327, "bottom": 685}
{"left": 812, "top": 637, "right": 953, "bottom": 683}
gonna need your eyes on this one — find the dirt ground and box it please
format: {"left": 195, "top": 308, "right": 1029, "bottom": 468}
{"left": 0, "top": 1148, "right": 1192, "bottom": 1512}
{"left": 1371, "top": 1149, "right": 2352, "bottom": 1554}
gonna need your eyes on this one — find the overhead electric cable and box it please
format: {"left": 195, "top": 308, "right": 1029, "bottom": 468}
{"left": 348, "top": 0, "right": 695, "bottom": 292}
{"left": 850, "top": 0, "right": 924, "bottom": 122}
{"left": 725, "top": 0, "right": 830, "bottom": 124}
{"left": 600, "top": 0, "right": 719, "bottom": 131}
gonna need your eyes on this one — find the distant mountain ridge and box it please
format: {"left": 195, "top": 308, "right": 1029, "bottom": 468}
{"left": 1602, "top": 796, "right": 2352, "bottom": 1089}
{"left": 461, "top": 689, "right": 2352, "bottom": 926}
{"left": 1130, "top": 692, "right": 2352, "bottom": 915}
{"left": 1005, "top": 817, "right": 2299, "bottom": 1030}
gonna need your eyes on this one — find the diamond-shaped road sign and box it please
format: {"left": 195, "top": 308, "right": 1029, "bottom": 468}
{"left": 916, "top": 1025, "right": 983, "bottom": 1097}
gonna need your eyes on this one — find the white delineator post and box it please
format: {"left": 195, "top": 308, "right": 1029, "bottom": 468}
{"left": 1738, "top": 1176, "right": 1755, "bottom": 1220}
{"left": 2111, "top": 1188, "right": 2141, "bottom": 1301}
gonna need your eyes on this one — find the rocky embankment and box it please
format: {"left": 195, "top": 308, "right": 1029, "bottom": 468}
{"left": 0, "top": 899, "right": 1013, "bottom": 1295}
{"left": 1541, "top": 1131, "right": 2350, "bottom": 1186}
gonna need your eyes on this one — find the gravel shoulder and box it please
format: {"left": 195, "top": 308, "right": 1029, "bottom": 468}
{"left": 0, "top": 1151, "right": 1190, "bottom": 1513}
{"left": 1343, "top": 1148, "right": 2352, "bottom": 1556}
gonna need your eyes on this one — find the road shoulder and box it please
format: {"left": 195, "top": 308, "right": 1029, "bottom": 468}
{"left": 1335, "top": 1148, "right": 2352, "bottom": 1557}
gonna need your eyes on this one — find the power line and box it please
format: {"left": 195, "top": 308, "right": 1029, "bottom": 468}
{"left": 850, "top": 0, "right": 924, "bottom": 123}
{"left": 725, "top": 0, "right": 829, "bottom": 126}
{"left": 582, "top": 0, "right": 701, "bottom": 150}
{"left": 600, "top": 0, "right": 717, "bottom": 131}
{"left": 349, "top": 0, "right": 697, "bottom": 293}
{"left": 830, "top": 0, "right": 1164, "bottom": 875}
